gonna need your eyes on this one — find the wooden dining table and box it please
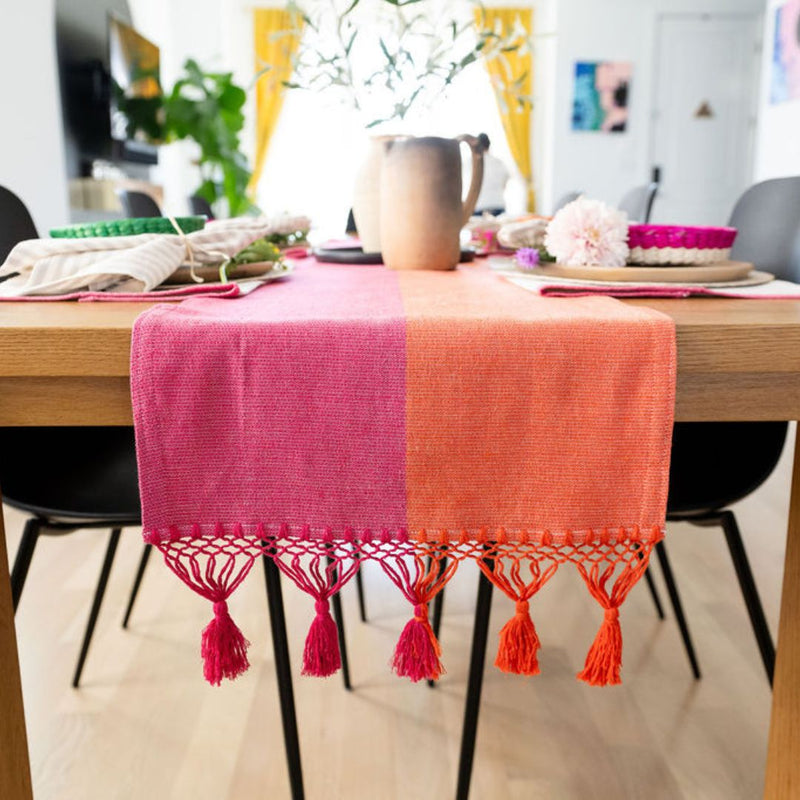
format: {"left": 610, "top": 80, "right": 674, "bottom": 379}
{"left": 2, "top": 295, "right": 800, "bottom": 799}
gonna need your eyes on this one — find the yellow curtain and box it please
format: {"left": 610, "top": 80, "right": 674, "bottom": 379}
{"left": 475, "top": 7, "right": 535, "bottom": 212}
{"left": 249, "top": 8, "right": 304, "bottom": 193}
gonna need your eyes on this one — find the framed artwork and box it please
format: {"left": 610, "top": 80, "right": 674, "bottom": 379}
{"left": 770, "top": 0, "right": 800, "bottom": 104}
{"left": 571, "top": 61, "right": 632, "bottom": 132}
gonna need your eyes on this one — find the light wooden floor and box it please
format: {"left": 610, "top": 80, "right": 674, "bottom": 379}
{"left": 6, "top": 431, "right": 793, "bottom": 800}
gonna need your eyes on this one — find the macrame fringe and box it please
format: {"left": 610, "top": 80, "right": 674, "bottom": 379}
{"left": 201, "top": 600, "right": 251, "bottom": 686}
{"left": 153, "top": 526, "right": 659, "bottom": 686}
{"left": 302, "top": 599, "right": 341, "bottom": 677}
{"left": 577, "top": 607, "right": 622, "bottom": 686}
{"left": 391, "top": 603, "right": 444, "bottom": 682}
{"left": 495, "top": 600, "right": 541, "bottom": 675}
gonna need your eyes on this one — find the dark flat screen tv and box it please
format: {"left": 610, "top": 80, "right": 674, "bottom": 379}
{"left": 108, "top": 15, "right": 161, "bottom": 164}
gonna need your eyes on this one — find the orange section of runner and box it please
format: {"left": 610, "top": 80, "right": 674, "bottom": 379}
{"left": 396, "top": 265, "right": 676, "bottom": 539}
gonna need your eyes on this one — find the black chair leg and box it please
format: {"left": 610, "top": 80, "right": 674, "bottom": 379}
{"left": 354, "top": 557, "right": 367, "bottom": 623}
{"left": 654, "top": 540, "right": 702, "bottom": 680}
{"left": 326, "top": 555, "right": 352, "bottom": 691}
{"left": 719, "top": 510, "right": 776, "bottom": 686}
{"left": 455, "top": 563, "right": 494, "bottom": 800}
{"left": 262, "top": 550, "right": 305, "bottom": 800}
{"left": 427, "top": 556, "right": 448, "bottom": 689}
{"left": 122, "top": 544, "right": 153, "bottom": 629}
{"left": 643, "top": 567, "right": 665, "bottom": 620}
{"left": 11, "top": 517, "right": 42, "bottom": 612}
{"left": 431, "top": 559, "right": 447, "bottom": 641}
{"left": 73, "top": 527, "right": 122, "bottom": 688}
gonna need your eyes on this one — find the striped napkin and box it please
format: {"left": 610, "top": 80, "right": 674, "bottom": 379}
{"left": 0, "top": 216, "right": 308, "bottom": 297}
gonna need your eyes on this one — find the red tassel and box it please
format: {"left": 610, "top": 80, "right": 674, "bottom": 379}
{"left": 577, "top": 607, "right": 622, "bottom": 686}
{"left": 391, "top": 603, "right": 444, "bottom": 682}
{"left": 302, "top": 599, "right": 342, "bottom": 677}
{"left": 495, "top": 600, "right": 541, "bottom": 675}
{"left": 201, "top": 600, "right": 251, "bottom": 686}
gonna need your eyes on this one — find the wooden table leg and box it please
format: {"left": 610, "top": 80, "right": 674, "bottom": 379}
{"left": 0, "top": 498, "right": 33, "bottom": 799}
{"left": 765, "top": 426, "right": 800, "bottom": 798}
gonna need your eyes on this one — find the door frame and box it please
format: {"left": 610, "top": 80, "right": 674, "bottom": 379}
{"left": 648, "top": 11, "right": 764, "bottom": 219}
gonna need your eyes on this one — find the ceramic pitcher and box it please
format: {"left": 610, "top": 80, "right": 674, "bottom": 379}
{"left": 351, "top": 135, "right": 407, "bottom": 254}
{"left": 378, "top": 135, "right": 484, "bottom": 271}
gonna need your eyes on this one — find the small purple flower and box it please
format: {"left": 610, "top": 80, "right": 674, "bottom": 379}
{"left": 515, "top": 247, "right": 541, "bottom": 270}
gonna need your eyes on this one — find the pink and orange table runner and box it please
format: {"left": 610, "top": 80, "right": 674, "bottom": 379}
{"left": 131, "top": 258, "right": 676, "bottom": 687}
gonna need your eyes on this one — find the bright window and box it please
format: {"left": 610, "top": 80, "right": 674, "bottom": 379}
{"left": 255, "top": 64, "right": 523, "bottom": 239}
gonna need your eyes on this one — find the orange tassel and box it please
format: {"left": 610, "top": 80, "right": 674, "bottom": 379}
{"left": 495, "top": 600, "right": 541, "bottom": 675}
{"left": 577, "top": 607, "right": 622, "bottom": 686}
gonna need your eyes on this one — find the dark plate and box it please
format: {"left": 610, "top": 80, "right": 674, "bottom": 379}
{"left": 313, "top": 246, "right": 383, "bottom": 264}
{"left": 313, "top": 245, "right": 475, "bottom": 265}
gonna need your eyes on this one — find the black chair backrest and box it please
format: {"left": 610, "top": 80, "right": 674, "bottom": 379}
{"left": 117, "top": 189, "right": 162, "bottom": 218}
{"left": 189, "top": 195, "right": 214, "bottom": 218}
{"left": 728, "top": 177, "right": 800, "bottom": 282}
{"left": 618, "top": 182, "right": 659, "bottom": 223}
{"left": 0, "top": 185, "right": 38, "bottom": 263}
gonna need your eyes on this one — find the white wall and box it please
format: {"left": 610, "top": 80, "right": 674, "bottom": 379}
{"left": 754, "top": 0, "right": 800, "bottom": 179}
{"left": 0, "top": 0, "right": 68, "bottom": 233}
{"left": 551, "top": 0, "right": 761, "bottom": 213}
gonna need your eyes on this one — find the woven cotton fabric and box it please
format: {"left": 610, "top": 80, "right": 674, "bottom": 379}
{"left": 131, "top": 258, "right": 676, "bottom": 686}
{"left": 0, "top": 216, "right": 303, "bottom": 296}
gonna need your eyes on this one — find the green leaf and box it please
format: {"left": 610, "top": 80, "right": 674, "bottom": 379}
{"left": 218, "top": 83, "right": 247, "bottom": 112}
{"left": 378, "top": 37, "right": 395, "bottom": 67}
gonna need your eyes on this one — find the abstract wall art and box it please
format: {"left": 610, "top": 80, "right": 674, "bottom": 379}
{"left": 770, "top": 0, "right": 800, "bottom": 104}
{"left": 572, "top": 61, "right": 632, "bottom": 133}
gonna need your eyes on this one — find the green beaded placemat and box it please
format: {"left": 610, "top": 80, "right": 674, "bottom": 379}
{"left": 50, "top": 216, "right": 206, "bottom": 238}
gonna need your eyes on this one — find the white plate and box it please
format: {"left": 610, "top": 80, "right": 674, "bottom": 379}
{"left": 161, "top": 261, "right": 293, "bottom": 286}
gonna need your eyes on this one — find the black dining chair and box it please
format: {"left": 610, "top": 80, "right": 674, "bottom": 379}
{"left": 451, "top": 177, "right": 800, "bottom": 800}
{"left": 618, "top": 181, "right": 659, "bottom": 223}
{"left": 116, "top": 189, "right": 162, "bottom": 217}
{"left": 189, "top": 194, "right": 215, "bottom": 219}
{"left": 0, "top": 184, "right": 143, "bottom": 687}
{"left": 655, "top": 175, "right": 800, "bottom": 686}
{"left": 0, "top": 186, "right": 37, "bottom": 261}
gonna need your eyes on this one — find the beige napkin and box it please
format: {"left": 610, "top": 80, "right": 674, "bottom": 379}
{"left": 0, "top": 216, "right": 309, "bottom": 297}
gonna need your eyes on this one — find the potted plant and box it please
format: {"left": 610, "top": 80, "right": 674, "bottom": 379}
{"left": 281, "top": 0, "right": 532, "bottom": 130}
{"left": 118, "top": 58, "right": 257, "bottom": 217}
{"left": 162, "top": 60, "right": 257, "bottom": 217}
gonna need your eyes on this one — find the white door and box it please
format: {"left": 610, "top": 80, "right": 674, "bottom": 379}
{"left": 650, "top": 14, "right": 761, "bottom": 226}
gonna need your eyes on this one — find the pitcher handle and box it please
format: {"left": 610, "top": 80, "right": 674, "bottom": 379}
{"left": 457, "top": 134, "right": 486, "bottom": 226}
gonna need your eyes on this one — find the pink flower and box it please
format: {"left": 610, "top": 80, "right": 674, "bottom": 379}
{"left": 544, "top": 197, "right": 629, "bottom": 267}
{"left": 515, "top": 248, "right": 541, "bottom": 270}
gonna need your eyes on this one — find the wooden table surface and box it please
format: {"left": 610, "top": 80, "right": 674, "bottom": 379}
{"left": 2, "top": 297, "right": 800, "bottom": 798}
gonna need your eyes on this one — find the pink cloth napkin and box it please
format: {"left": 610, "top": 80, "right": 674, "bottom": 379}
{"left": 0, "top": 282, "right": 246, "bottom": 302}
{"left": 505, "top": 274, "right": 800, "bottom": 299}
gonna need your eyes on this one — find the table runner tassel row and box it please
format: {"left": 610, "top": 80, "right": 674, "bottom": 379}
{"left": 145, "top": 524, "right": 661, "bottom": 688}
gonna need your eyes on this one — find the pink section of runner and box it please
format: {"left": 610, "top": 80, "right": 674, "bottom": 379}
{"left": 131, "top": 261, "right": 408, "bottom": 535}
